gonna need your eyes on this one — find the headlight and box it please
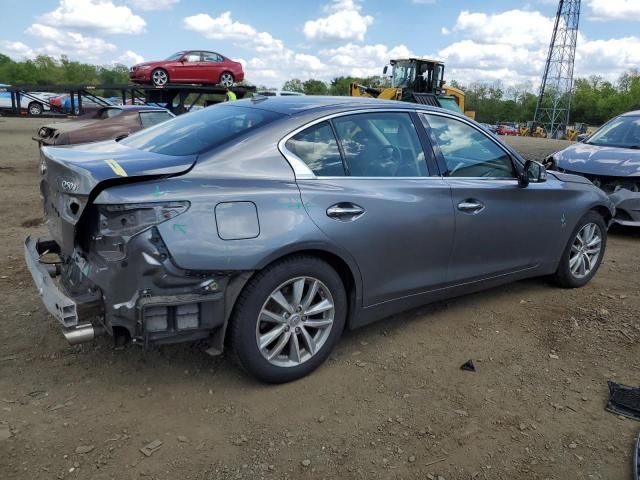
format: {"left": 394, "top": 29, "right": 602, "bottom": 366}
{"left": 139, "top": 65, "right": 152, "bottom": 70}
{"left": 93, "top": 202, "right": 189, "bottom": 261}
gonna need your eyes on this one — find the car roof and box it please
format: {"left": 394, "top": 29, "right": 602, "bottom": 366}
{"left": 620, "top": 110, "right": 640, "bottom": 117}
{"left": 232, "top": 95, "right": 456, "bottom": 116}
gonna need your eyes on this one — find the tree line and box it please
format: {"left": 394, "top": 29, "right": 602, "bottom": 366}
{"left": 2, "top": 53, "right": 639, "bottom": 126}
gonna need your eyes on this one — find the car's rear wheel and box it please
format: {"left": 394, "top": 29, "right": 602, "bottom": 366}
{"left": 553, "top": 211, "right": 607, "bottom": 288}
{"left": 219, "top": 72, "right": 235, "bottom": 87}
{"left": 229, "top": 256, "right": 347, "bottom": 383}
{"left": 28, "top": 102, "right": 43, "bottom": 116}
{"left": 151, "top": 69, "right": 169, "bottom": 87}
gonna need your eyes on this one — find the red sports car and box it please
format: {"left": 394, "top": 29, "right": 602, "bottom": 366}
{"left": 130, "top": 50, "right": 245, "bottom": 87}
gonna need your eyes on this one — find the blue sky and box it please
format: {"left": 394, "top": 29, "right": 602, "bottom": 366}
{"left": 1, "top": 0, "right": 639, "bottom": 89}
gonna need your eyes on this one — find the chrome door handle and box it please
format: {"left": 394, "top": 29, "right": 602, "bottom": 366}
{"left": 326, "top": 203, "right": 365, "bottom": 220}
{"left": 457, "top": 200, "right": 485, "bottom": 213}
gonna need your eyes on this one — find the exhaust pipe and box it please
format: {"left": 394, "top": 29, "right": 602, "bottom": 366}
{"left": 62, "top": 323, "right": 103, "bottom": 345}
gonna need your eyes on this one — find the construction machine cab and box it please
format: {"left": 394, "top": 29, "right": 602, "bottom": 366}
{"left": 385, "top": 58, "right": 445, "bottom": 94}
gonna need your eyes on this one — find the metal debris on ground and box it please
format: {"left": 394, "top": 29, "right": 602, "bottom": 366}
{"left": 605, "top": 381, "right": 640, "bottom": 421}
{"left": 140, "top": 439, "right": 163, "bottom": 457}
{"left": 460, "top": 360, "right": 476, "bottom": 372}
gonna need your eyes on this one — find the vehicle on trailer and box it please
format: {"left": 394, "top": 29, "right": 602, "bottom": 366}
{"left": 130, "top": 50, "right": 245, "bottom": 88}
{"left": 49, "top": 94, "right": 113, "bottom": 114}
{"left": 349, "top": 58, "right": 474, "bottom": 118}
{"left": 0, "top": 84, "right": 57, "bottom": 116}
{"left": 546, "top": 110, "right": 640, "bottom": 226}
{"left": 33, "top": 105, "right": 174, "bottom": 146}
{"left": 24, "top": 96, "right": 613, "bottom": 383}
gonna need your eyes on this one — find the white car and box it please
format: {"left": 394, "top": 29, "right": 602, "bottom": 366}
{"left": 0, "top": 84, "right": 57, "bottom": 115}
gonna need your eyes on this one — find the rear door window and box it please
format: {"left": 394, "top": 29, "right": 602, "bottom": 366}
{"left": 285, "top": 122, "right": 345, "bottom": 176}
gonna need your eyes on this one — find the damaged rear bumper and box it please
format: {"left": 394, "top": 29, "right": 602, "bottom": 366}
{"left": 609, "top": 188, "right": 640, "bottom": 227}
{"left": 24, "top": 229, "right": 234, "bottom": 347}
{"left": 24, "top": 236, "right": 103, "bottom": 344}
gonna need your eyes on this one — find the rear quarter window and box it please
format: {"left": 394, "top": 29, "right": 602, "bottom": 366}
{"left": 121, "top": 104, "right": 284, "bottom": 156}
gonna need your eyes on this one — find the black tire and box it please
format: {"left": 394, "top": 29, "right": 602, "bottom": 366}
{"left": 151, "top": 68, "right": 169, "bottom": 87}
{"left": 552, "top": 211, "right": 607, "bottom": 288}
{"left": 28, "top": 102, "right": 43, "bottom": 116}
{"left": 219, "top": 71, "right": 235, "bottom": 88}
{"left": 228, "top": 255, "right": 347, "bottom": 383}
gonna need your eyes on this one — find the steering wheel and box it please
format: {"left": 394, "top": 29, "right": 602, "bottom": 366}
{"left": 376, "top": 145, "right": 402, "bottom": 176}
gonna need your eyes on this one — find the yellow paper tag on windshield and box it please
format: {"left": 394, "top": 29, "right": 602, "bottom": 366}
{"left": 104, "top": 159, "right": 128, "bottom": 177}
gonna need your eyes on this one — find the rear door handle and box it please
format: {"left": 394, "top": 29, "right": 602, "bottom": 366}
{"left": 327, "top": 203, "right": 365, "bottom": 221}
{"left": 457, "top": 200, "right": 485, "bottom": 214}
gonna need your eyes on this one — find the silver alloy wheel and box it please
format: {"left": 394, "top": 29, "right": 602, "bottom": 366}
{"left": 220, "top": 72, "right": 234, "bottom": 87}
{"left": 152, "top": 70, "right": 168, "bottom": 86}
{"left": 569, "top": 222, "right": 602, "bottom": 279}
{"left": 28, "top": 102, "right": 42, "bottom": 115}
{"left": 256, "top": 276, "right": 335, "bottom": 368}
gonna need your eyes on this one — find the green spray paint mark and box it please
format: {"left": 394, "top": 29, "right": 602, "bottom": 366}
{"left": 288, "top": 201, "right": 313, "bottom": 210}
{"left": 173, "top": 223, "right": 187, "bottom": 235}
{"left": 560, "top": 213, "right": 567, "bottom": 227}
{"left": 151, "top": 185, "right": 167, "bottom": 197}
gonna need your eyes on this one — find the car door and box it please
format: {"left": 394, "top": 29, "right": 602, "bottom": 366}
{"left": 201, "top": 52, "right": 224, "bottom": 84}
{"left": 173, "top": 52, "right": 202, "bottom": 82}
{"left": 286, "top": 110, "right": 455, "bottom": 307}
{"left": 419, "top": 112, "right": 558, "bottom": 283}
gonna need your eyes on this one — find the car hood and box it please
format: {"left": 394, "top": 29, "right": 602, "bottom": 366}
{"left": 555, "top": 142, "right": 640, "bottom": 177}
{"left": 133, "top": 61, "right": 168, "bottom": 68}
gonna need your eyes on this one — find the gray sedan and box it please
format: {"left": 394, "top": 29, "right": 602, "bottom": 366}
{"left": 25, "top": 96, "right": 614, "bottom": 382}
{"left": 548, "top": 110, "right": 640, "bottom": 226}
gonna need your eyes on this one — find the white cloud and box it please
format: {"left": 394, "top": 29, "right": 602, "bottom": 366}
{"left": 304, "top": 0, "right": 373, "bottom": 42}
{"left": 127, "top": 0, "right": 178, "bottom": 11}
{"left": 114, "top": 49, "right": 144, "bottom": 66}
{"left": 183, "top": 12, "right": 255, "bottom": 40}
{"left": 587, "top": 0, "right": 640, "bottom": 20}
{"left": 451, "top": 9, "right": 554, "bottom": 46}
{"left": 413, "top": 0, "right": 436, "bottom": 3}
{"left": 0, "top": 41, "right": 36, "bottom": 59}
{"left": 26, "top": 23, "right": 117, "bottom": 60}
{"left": 40, "top": 0, "right": 146, "bottom": 35}
{"left": 320, "top": 43, "right": 412, "bottom": 77}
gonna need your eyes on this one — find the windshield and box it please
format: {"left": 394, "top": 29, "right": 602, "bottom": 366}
{"left": 165, "top": 51, "right": 186, "bottom": 61}
{"left": 120, "top": 104, "right": 284, "bottom": 156}
{"left": 391, "top": 62, "right": 416, "bottom": 88}
{"left": 586, "top": 115, "right": 640, "bottom": 148}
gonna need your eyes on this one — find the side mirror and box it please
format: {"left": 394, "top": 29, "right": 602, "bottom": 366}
{"left": 518, "top": 160, "right": 547, "bottom": 188}
{"left": 577, "top": 133, "right": 589, "bottom": 142}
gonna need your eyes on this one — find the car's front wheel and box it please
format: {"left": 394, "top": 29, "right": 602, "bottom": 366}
{"left": 229, "top": 256, "right": 347, "bottom": 383}
{"left": 553, "top": 211, "right": 607, "bottom": 288}
{"left": 151, "top": 69, "right": 169, "bottom": 87}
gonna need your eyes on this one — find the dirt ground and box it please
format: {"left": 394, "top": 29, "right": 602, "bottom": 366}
{"left": 0, "top": 119, "right": 639, "bottom": 480}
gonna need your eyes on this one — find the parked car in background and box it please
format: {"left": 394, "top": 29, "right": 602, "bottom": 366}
{"left": 547, "top": 110, "right": 640, "bottom": 226}
{"left": 24, "top": 97, "right": 613, "bottom": 383}
{"left": 33, "top": 105, "right": 174, "bottom": 146}
{"left": 497, "top": 124, "right": 519, "bottom": 136}
{"left": 130, "top": 50, "right": 245, "bottom": 87}
{"left": 49, "top": 94, "right": 113, "bottom": 114}
{"left": 0, "top": 84, "right": 57, "bottom": 115}
{"left": 480, "top": 123, "right": 498, "bottom": 134}
{"left": 255, "top": 90, "right": 305, "bottom": 97}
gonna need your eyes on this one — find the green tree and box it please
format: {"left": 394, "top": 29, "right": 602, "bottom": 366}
{"left": 282, "top": 79, "right": 304, "bottom": 93}
{"left": 302, "top": 79, "right": 328, "bottom": 95}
